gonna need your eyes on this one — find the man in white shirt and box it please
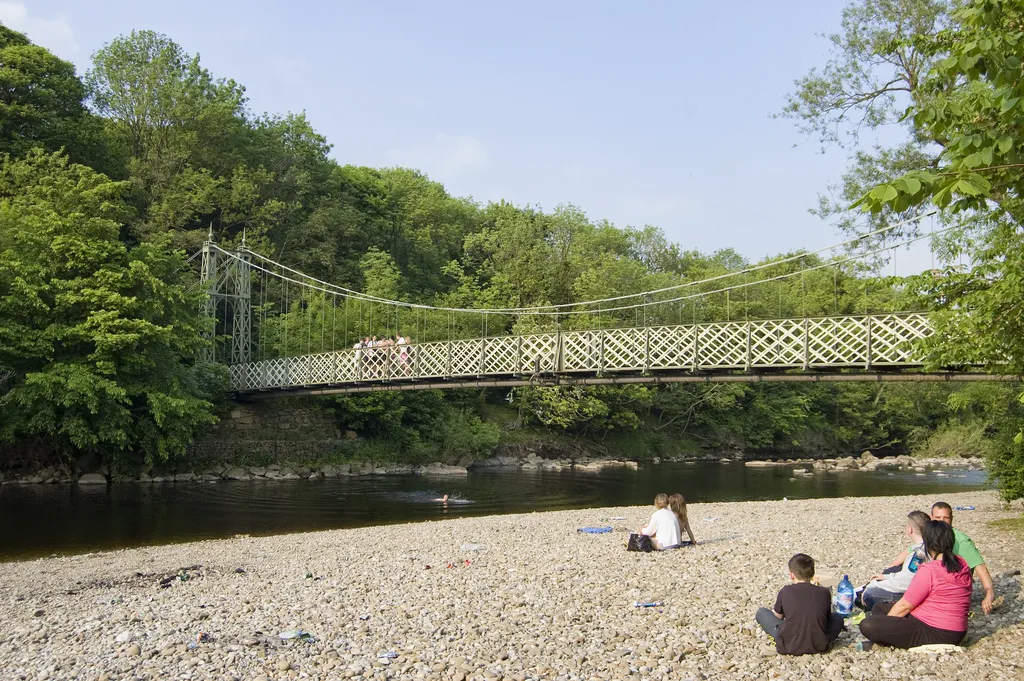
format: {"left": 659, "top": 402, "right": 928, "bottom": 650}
{"left": 860, "top": 510, "right": 929, "bottom": 611}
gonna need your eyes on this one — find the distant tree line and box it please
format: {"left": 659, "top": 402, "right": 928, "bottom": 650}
{"left": 1, "top": 6, "right": 1021, "bottom": 498}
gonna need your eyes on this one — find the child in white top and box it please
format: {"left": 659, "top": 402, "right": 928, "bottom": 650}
{"left": 639, "top": 493, "right": 681, "bottom": 550}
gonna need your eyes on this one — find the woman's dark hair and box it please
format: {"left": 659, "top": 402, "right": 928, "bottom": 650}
{"left": 922, "top": 520, "right": 961, "bottom": 573}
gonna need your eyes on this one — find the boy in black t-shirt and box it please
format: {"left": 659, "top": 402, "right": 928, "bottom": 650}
{"left": 755, "top": 553, "right": 845, "bottom": 655}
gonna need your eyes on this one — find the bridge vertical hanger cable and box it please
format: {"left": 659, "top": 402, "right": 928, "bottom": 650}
{"left": 283, "top": 279, "right": 290, "bottom": 358}
{"left": 800, "top": 257, "right": 806, "bottom": 319}
{"left": 833, "top": 266, "right": 838, "bottom": 317}
{"left": 778, "top": 275, "right": 782, "bottom": 319}
{"left": 930, "top": 212, "right": 936, "bottom": 272}
{"left": 744, "top": 271, "right": 748, "bottom": 322}
{"left": 260, "top": 271, "right": 268, "bottom": 363}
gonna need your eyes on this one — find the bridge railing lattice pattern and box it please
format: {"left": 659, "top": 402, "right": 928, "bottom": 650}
{"left": 227, "top": 313, "right": 933, "bottom": 393}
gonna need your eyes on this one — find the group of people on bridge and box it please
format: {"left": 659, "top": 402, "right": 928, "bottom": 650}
{"left": 351, "top": 335, "right": 413, "bottom": 378}
{"left": 755, "top": 501, "right": 996, "bottom": 655}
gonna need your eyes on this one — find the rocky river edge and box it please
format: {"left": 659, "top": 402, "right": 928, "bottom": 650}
{"left": 0, "top": 449, "right": 985, "bottom": 486}
{"left": 2, "top": 491, "right": 1021, "bottom": 681}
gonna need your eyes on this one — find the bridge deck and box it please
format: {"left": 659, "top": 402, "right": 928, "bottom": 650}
{"left": 227, "top": 312, "right": 985, "bottom": 395}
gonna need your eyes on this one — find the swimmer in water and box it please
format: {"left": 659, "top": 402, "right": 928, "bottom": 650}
{"left": 432, "top": 494, "right": 449, "bottom": 503}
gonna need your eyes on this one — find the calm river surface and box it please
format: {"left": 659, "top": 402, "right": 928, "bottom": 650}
{"left": 0, "top": 462, "right": 989, "bottom": 560}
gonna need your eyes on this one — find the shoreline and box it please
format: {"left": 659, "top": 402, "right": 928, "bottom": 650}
{"left": 0, "top": 451, "right": 986, "bottom": 486}
{"left": 2, "top": 491, "right": 1021, "bottom": 680}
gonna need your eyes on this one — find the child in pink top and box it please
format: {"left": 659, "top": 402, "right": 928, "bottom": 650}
{"left": 859, "top": 520, "right": 973, "bottom": 649}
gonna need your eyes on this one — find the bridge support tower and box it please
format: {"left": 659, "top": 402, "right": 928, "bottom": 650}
{"left": 199, "top": 235, "right": 251, "bottom": 366}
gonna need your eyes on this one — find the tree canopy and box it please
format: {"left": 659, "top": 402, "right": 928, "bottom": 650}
{"left": 0, "top": 19, "right": 1020, "bottom": 493}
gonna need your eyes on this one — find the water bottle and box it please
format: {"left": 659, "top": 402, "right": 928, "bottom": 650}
{"left": 633, "top": 601, "right": 662, "bottom": 608}
{"left": 835, "top": 575, "right": 855, "bottom": 617}
{"left": 908, "top": 546, "right": 926, "bottom": 573}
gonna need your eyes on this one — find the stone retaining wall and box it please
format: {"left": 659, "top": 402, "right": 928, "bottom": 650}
{"left": 206, "top": 401, "right": 346, "bottom": 441}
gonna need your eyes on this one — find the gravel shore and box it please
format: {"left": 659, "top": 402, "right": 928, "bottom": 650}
{"left": 2, "top": 491, "right": 1022, "bottom": 681}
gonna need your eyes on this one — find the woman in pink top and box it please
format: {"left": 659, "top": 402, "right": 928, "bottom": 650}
{"left": 859, "top": 520, "right": 972, "bottom": 649}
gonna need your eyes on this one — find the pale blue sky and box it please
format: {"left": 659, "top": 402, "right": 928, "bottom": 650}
{"left": 6, "top": 1, "right": 921, "bottom": 267}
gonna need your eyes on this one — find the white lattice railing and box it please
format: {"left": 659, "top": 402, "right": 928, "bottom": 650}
{"left": 228, "top": 313, "right": 934, "bottom": 392}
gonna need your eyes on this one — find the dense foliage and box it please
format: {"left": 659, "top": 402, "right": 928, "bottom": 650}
{"left": 784, "top": 0, "right": 1024, "bottom": 497}
{"left": 0, "top": 17, "right": 1020, "bottom": 494}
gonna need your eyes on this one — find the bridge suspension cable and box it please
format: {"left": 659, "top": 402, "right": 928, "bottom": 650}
{"left": 207, "top": 215, "right": 951, "bottom": 318}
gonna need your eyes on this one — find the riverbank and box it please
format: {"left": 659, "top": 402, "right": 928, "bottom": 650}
{"left": 0, "top": 450, "right": 985, "bottom": 485}
{"left": 3, "top": 492, "right": 1022, "bottom": 681}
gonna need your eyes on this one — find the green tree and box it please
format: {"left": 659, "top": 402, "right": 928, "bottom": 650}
{"left": 0, "top": 24, "right": 103, "bottom": 165}
{"left": 87, "top": 30, "right": 249, "bottom": 244}
{"left": 838, "top": 0, "right": 1024, "bottom": 498}
{"left": 0, "top": 150, "right": 222, "bottom": 467}
{"left": 780, "top": 0, "right": 952, "bottom": 241}
{"left": 513, "top": 385, "right": 653, "bottom": 434}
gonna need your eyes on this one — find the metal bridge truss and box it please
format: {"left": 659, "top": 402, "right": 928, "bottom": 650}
{"left": 224, "top": 312, "right": 985, "bottom": 396}
{"left": 200, "top": 243, "right": 251, "bottom": 365}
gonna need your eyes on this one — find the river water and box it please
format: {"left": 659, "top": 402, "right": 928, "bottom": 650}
{"left": 0, "top": 462, "right": 988, "bottom": 560}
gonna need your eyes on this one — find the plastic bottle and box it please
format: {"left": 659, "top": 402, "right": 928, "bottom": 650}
{"left": 907, "top": 545, "right": 927, "bottom": 573}
{"left": 633, "top": 601, "right": 663, "bottom": 608}
{"left": 835, "top": 575, "right": 855, "bottom": 617}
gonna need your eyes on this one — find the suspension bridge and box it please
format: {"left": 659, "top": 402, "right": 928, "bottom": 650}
{"left": 197, "top": 217, "right": 1009, "bottom": 398}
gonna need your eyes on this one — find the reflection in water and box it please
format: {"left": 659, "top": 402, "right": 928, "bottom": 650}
{"left": 389, "top": 491, "right": 475, "bottom": 505}
{"left": 0, "top": 462, "right": 989, "bottom": 560}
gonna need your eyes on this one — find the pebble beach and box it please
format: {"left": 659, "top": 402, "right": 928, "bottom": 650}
{"left": 2, "top": 491, "right": 1022, "bottom": 681}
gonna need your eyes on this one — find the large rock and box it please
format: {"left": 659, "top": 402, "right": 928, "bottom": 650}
{"left": 173, "top": 473, "right": 194, "bottom": 482}
{"left": 421, "top": 462, "right": 469, "bottom": 476}
{"left": 77, "top": 473, "right": 107, "bottom": 485}
{"left": 224, "top": 467, "right": 250, "bottom": 480}
{"left": 575, "top": 459, "right": 638, "bottom": 472}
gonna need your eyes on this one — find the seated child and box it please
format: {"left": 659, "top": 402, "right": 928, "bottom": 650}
{"left": 637, "top": 493, "right": 680, "bottom": 550}
{"left": 859, "top": 510, "right": 930, "bottom": 611}
{"left": 755, "top": 553, "right": 845, "bottom": 655}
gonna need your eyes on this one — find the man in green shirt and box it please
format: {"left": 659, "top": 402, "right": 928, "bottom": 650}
{"left": 931, "top": 501, "right": 995, "bottom": 614}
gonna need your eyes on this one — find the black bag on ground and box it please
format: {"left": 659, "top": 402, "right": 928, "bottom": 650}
{"left": 627, "top": 533, "right": 653, "bottom": 552}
